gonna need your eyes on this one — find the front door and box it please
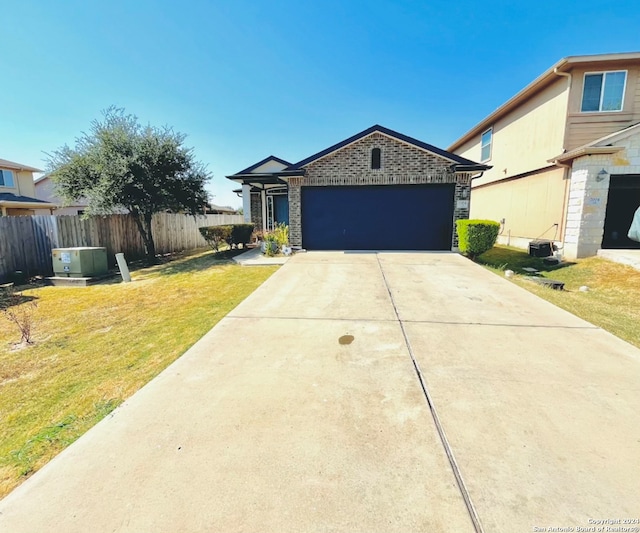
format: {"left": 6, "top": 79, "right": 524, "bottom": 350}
{"left": 274, "top": 195, "right": 289, "bottom": 226}
{"left": 266, "top": 193, "right": 289, "bottom": 230}
{"left": 602, "top": 175, "right": 640, "bottom": 249}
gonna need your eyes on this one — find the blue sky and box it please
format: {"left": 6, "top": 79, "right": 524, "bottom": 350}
{"left": 3, "top": 0, "right": 640, "bottom": 208}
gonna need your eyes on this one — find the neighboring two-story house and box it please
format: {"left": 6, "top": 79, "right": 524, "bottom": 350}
{"left": 33, "top": 174, "right": 87, "bottom": 215}
{"left": 448, "top": 52, "right": 640, "bottom": 259}
{"left": 0, "top": 159, "right": 56, "bottom": 216}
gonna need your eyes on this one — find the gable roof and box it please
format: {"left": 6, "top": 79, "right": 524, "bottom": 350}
{"left": 285, "top": 125, "right": 486, "bottom": 171}
{"left": 0, "top": 158, "right": 43, "bottom": 173}
{"left": 234, "top": 155, "right": 292, "bottom": 175}
{"left": 549, "top": 122, "right": 640, "bottom": 164}
{"left": 448, "top": 51, "right": 640, "bottom": 153}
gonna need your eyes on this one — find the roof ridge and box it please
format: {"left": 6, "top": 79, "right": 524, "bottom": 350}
{"left": 285, "top": 125, "right": 480, "bottom": 170}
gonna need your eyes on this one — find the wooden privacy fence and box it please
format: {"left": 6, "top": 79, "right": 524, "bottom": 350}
{"left": 0, "top": 212, "right": 243, "bottom": 281}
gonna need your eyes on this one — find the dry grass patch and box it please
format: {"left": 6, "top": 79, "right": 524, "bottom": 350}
{"left": 0, "top": 248, "right": 277, "bottom": 497}
{"left": 478, "top": 246, "right": 640, "bottom": 348}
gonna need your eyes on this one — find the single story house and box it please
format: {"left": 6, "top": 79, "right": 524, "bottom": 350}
{"left": 227, "top": 125, "right": 489, "bottom": 251}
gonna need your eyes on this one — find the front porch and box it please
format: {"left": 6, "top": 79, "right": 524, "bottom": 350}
{"left": 0, "top": 194, "right": 57, "bottom": 216}
{"left": 227, "top": 155, "right": 294, "bottom": 233}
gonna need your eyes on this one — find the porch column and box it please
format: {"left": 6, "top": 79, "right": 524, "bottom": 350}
{"left": 261, "top": 190, "right": 267, "bottom": 231}
{"left": 242, "top": 184, "right": 251, "bottom": 223}
{"left": 563, "top": 154, "right": 612, "bottom": 259}
{"left": 288, "top": 177, "right": 303, "bottom": 248}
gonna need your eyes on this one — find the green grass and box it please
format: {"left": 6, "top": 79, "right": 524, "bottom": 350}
{"left": 0, "top": 248, "right": 277, "bottom": 497}
{"left": 477, "top": 246, "right": 640, "bottom": 348}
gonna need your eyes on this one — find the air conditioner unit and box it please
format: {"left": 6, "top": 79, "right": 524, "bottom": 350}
{"left": 52, "top": 247, "right": 108, "bottom": 278}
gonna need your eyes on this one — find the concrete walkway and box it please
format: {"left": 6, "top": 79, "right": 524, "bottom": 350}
{"left": 597, "top": 248, "right": 640, "bottom": 270}
{"left": 232, "top": 245, "right": 290, "bottom": 266}
{"left": 1, "top": 252, "right": 638, "bottom": 533}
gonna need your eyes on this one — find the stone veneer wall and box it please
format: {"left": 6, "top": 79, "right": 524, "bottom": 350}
{"left": 287, "top": 132, "right": 471, "bottom": 249}
{"left": 564, "top": 132, "right": 640, "bottom": 259}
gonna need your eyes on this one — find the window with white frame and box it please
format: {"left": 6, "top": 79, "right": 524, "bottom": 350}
{"left": 0, "top": 169, "right": 15, "bottom": 187}
{"left": 480, "top": 128, "right": 492, "bottom": 162}
{"left": 581, "top": 71, "right": 627, "bottom": 112}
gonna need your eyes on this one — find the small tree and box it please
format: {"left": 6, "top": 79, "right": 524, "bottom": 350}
{"left": 47, "top": 107, "right": 211, "bottom": 262}
{"left": 1, "top": 287, "right": 38, "bottom": 345}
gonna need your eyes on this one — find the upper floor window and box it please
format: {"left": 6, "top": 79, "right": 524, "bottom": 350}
{"left": 371, "top": 148, "right": 381, "bottom": 169}
{"left": 581, "top": 71, "right": 627, "bottom": 112}
{"left": 480, "top": 128, "right": 492, "bottom": 162}
{"left": 0, "top": 169, "right": 15, "bottom": 188}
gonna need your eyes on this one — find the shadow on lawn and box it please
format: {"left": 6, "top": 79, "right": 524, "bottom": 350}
{"left": 476, "top": 246, "right": 576, "bottom": 274}
{"left": 154, "top": 248, "right": 247, "bottom": 277}
{"left": 0, "top": 289, "right": 38, "bottom": 310}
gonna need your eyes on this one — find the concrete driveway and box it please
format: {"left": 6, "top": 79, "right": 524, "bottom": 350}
{"left": 1, "top": 252, "right": 638, "bottom": 533}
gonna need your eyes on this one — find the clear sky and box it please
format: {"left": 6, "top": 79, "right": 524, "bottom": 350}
{"left": 3, "top": 0, "right": 640, "bottom": 209}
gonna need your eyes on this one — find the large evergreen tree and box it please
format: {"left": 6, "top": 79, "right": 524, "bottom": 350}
{"left": 47, "top": 107, "right": 210, "bottom": 261}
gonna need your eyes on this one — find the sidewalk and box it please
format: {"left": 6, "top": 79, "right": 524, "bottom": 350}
{"left": 232, "top": 246, "right": 291, "bottom": 266}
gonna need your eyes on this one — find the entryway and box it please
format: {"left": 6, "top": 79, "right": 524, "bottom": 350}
{"left": 602, "top": 174, "right": 640, "bottom": 249}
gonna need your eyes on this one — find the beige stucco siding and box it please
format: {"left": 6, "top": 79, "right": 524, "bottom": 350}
{"left": 470, "top": 167, "right": 567, "bottom": 246}
{"left": 565, "top": 63, "right": 640, "bottom": 150}
{"left": 457, "top": 78, "right": 569, "bottom": 188}
{"left": 0, "top": 170, "right": 37, "bottom": 197}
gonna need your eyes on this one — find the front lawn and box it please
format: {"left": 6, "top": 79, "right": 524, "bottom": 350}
{"left": 0, "top": 249, "right": 277, "bottom": 498}
{"left": 477, "top": 246, "right": 640, "bottom": 349}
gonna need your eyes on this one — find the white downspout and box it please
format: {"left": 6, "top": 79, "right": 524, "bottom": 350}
{"left": 552, "top": 67, "right": 572, "bottom": 252}
{"left": 261, "top": 190, "right": 267, "bottom": 232}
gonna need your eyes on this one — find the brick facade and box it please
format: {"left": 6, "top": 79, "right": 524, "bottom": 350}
{"left": 288, "top": 132, "right": 472, "bottom": 249}
{"left": 250, "top": 192, "right": 262, "bottom": 231}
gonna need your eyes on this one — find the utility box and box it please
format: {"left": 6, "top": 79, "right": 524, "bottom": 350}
{"left": 52, "top": 247, "right": 108, "bottom": 278}
{"left": 528, "top": 240, "right": 553, "bottom": 258}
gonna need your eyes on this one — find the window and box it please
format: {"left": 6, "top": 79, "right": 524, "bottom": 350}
{"left": 480, "top": 128, "right": 492, "bottom": 162}
{"left": 0, "top": 169, "right": 15, "bottom": 187}
{"left": 371, "top": 148, "right": 381, "bottom": 169}
{"left": 581, "top": 71, "right": 626, "bottom": 112}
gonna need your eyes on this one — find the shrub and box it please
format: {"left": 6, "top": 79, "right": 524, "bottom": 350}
{"left": 262, "top": 223, "right": 289, "bottom": 257}
{"left": 199, "top": 224, "right": 255, "bottom": 251}
{"left": 200, "top": 224, "right": 254, "bottom": 252}
{"left": 271, "top": 223, "right": 289, "bottom": 247}
{"left": 456, "top": 219, "right": 500, "bottom": 259}
{"left": 199, "top": 225, "right": 232, "bottom": 251}
{"left": 230, "top": 224, "right": 255, "bottom": 248}
{"left": 1, "top": 286, "right": 38, "bottom": 345}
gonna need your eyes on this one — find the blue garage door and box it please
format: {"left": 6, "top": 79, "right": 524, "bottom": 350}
{"left": 301, "top": 184, "right": 455, "bottom": 250}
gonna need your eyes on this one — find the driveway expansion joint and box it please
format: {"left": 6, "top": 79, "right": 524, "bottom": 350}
{"left": 226, "top": 315, "right": 397, "bottom": 323}
{"left": 375, "top": 254, "right": 485, "bottom": 533}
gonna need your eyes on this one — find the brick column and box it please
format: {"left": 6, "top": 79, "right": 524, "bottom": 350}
{"left": 288, "top": 177, "right": 303, "bottom": 248}
{"left": 453, "top": 174, "right": 471, "bottom": 249}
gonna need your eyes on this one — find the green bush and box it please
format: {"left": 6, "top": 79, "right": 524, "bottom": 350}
{"left": 456, "top": 219, "right": 500, "bottom": 259}
{"left": 262, "top": 223, "right": 289, "bottom": 257}
{"left": 230, "top": 224, "right": 255, "bottom": 248}
{"left": 199, "top": 223, "right": 254, "bottom": 251}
